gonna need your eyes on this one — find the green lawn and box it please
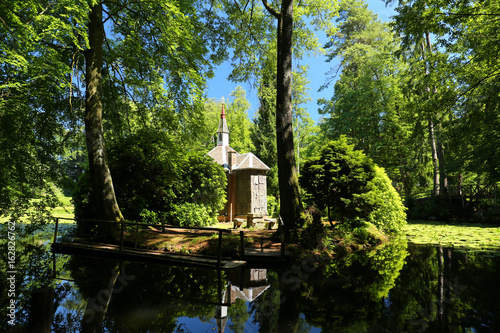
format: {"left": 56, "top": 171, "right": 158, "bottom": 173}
{"left": 405, "top": 220, "right": 500, "bottom": 255}
{"left": 0, "top": 189, "right": 74, "bottom": 223}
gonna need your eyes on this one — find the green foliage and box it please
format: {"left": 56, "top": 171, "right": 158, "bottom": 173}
{"left": 300, "top": 136, "right": 376, "bottom": 227}
{"left": 267, "top": 195, "right": 279, "bottom": 218}
{"left": 226, "top": 86, "right": 255, "bottom": 153}
{"left": 298, "top": 206, "right": 326, "bottom": 250}
{"left": 252, "top": 66, "right": 279, "bottom": 196}
{"left": 301, "top": 137, "right": 406, "bottom": 234}
{"left": 364, "top": 166, "right": 407, "bottom": 233}
{"left": 319, "top": 0, "right": 414, "bottom": 194}
{"left": 0, "top": 0, "right": 89, "bottom": 226}
{"left": 74, "top": 131, "right": 226, "bottom": 226}
{"left": 200, "top": 86, "right": 254, "bottom": 153}
{"left": 166, "top": 202, "right": 218, "bottom": 227}
{"left": 228, "top": 298, "right": 250, "bottom": 333}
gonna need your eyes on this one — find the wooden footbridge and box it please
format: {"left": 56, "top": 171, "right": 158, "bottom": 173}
{"left": 410, "top": 184, "right": 498, "bottom": 207}
{"left": 51, "top": 217, "right": 287, "bottom": 270}
{"left": 449, "top": 184, "right": 498, "bottom": 208}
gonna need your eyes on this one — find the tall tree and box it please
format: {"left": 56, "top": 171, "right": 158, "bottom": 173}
{"left": 226, "top": 86, "right": 255, "bottom": 153}
{"left": 214, "top": 0, "right": 338, "bottom": 237}
{"left": 261, "top": 0, "right": 301, "bottom": 235}
{"left": 85, "top": 2, "right": 123, "bottom": 222}
{"left": 0, "top": 0, "right": 90, "bottom": 225}
{"left": 388, "top": 0, "right": 500, "bottom": 186}
{"left": 252, "top": 57, "right": 279, "bottom": 196}
{"left": 201, "top": 86, "right": 254, "bottom": 153}
{"left": 1, "top": 0, "right": 225, "bottom": 224}
{"left": 319, "top": 0, "right": 415, "bottom": 194}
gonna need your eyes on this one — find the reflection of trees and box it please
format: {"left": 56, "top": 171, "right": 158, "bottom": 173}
{"left": 248, "top": 271, "right": 280, "bottom": 332}
{"left": 228, "top": 298, "right": 249, "bottom": 333}
{"left": 0, "top": 235, "right": 64, "bottom": 330}
{"left": 300, "top": 238, "right": 408, "bottom": 331}
{"left": 68, "top": 256, "right": 226, "bottom": 332}
{"left": 384, "top": 245, "right": 500, "bottom": 332}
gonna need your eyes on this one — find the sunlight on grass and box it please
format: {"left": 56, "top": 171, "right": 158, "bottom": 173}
{"left": 405, "top": 220, "right": 500, "bottom": 255}
{"left": 0, "top": 189, "right": 74, "bottom": 223}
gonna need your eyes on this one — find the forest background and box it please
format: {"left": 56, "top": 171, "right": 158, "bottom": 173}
{"left": 1, "top": 0, "right": 499, "bottom": 229}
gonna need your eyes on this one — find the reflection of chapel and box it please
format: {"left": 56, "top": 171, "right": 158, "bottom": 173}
{"left": 207, "top": 103, "right": 270, "bottom": 221}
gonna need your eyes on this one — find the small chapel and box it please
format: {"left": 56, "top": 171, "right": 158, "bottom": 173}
{"left": 207, "top": 103, "right": 270, "bottom": 222}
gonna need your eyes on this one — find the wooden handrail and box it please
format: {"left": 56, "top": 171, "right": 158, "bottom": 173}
{"left": 52, "top": 217, "right": 232, "bottom": 233}
{"left": 51, "top": 216, "right": 231, "bottom": 266}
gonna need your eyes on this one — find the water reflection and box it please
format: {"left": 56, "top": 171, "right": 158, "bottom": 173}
{"left": 2, "top": 227, "right": 500, "bottom": 332}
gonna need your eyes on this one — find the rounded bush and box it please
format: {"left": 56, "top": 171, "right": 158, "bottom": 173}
{"left": 364, "top": 166, "right": 407, "bottom": 233}
{"left": 301, "top": 137, "right": 406, "bottom": 234}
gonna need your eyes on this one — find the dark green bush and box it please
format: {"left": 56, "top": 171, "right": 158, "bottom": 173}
{"left": 301, "top": 136, "right": 376, "bottom": 227}
{"left": 301, "top": 137, "right": 406, "bottom": 234}
{"left": 74, "top": 131, "right": 226, "bottom": 226}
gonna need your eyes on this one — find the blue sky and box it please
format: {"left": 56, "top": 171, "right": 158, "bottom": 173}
{"left": 206, "top": 0, "right": 397, "bottom": 123}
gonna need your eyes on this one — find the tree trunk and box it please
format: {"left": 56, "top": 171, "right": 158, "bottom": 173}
{"left": 429, "top": 118, "right": 440, "bottom": 196}
{"left": 81, "top": 264, "right": 121, "bottom": 333}
{"left": 275, "top": 0, "right": 301, "bottom": 239}
{"left": 421, "top": 36, "right": 440, "bottom": 197}
{"left": 437, "top": 140, "right": 448, "bottom": 195}
{"left": 85, "top": 3, "right": 124, "bottom": 223}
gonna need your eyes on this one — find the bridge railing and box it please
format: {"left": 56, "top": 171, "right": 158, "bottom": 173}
{"left": 402, "top": 184, "right": 498, "bottom": 207}
{"left": 52, "top": 217, "right": 232, "bottom": 267}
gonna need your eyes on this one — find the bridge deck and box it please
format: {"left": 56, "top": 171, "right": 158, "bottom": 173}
{"left": 52, "top": 241, "right": 246, "bottom": 269}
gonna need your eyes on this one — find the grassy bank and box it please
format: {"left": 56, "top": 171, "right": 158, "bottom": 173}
{"left": 404, "top": 220, "right": 500, "bottom": 255}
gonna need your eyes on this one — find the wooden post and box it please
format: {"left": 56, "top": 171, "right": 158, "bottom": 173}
{"left": 119, "top": 221, "right": 124, "bottom": 253}
{"left": 27, "top": 287, "right": 54, "bottom": 333}
{"left": 240, "top": 231, "right": 245, "bottom": 257}
{"left": 52, "top": 252, "right": 56, "bottom": 279}
{"left": 53, "top": 218, "right": 59, "bottom": 244}
{"left": 134, "top": 224, "right": 139, "bottom": 248}
{"left": 226, "top": 281, "right": 232, "bottom": 306}
{"left": 160, "top": 215, "right": 165, "bottom": 233}
{"left": 217, "top": 229, "right": 223, "bottom": 268}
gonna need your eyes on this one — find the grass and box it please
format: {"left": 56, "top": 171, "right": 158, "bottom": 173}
{"left": 1, "top": 188, "right": 75, "bottom": 223}
{"left": 404, "top": 220, "right": 500, "bottom": 255}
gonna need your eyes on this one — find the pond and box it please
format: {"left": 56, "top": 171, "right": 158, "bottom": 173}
{"left": 1, "top": 224, "right": 500, "bottom": 332}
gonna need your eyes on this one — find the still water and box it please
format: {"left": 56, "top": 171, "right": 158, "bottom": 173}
{"left": 1, "top": 226, "right": 500, "bottom": 332}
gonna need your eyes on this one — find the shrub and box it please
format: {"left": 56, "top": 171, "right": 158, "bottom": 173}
{"left": 364, "top": 166, "right": 407, "bottom": 233}
{"left": 166, "top": 202, "right": 217, "bottom": 227}
{"left": 267, "top": 195, "right": 279, "bottom": 217}
{"left": 301, "top": 136, "right": 376, "bottom": 227}
{"left": 301, "top": 137, "right": 406, "bottom": 234}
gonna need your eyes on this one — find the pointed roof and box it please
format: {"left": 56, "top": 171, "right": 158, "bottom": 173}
{"left": 207, "top": 145, "right": 236, "bottom": 171}
{"left": 217, "top": 103, "right": 229, "bottom": 134}
{"left": 206, "top": 98, "right": 269, "bottom": 172}
{"left": 231, "top": 153, "right": 270, "bottom": 171}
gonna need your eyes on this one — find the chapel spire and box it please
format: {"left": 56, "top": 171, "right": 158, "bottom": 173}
{"left": 217, "top": 98, "right": 229, "bottom": 146}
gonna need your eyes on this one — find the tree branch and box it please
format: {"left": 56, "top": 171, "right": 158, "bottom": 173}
{"left": 262, "top": 0, "right": 280, "bottom": 19}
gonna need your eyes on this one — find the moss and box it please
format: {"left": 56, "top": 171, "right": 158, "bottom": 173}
{"left": 404, "top": 220, "right": 500, "bottom": 255}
